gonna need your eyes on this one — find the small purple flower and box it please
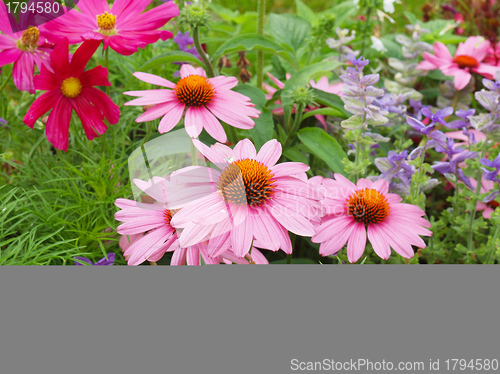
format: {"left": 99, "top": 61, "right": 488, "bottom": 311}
{"left": 74, "top": 253, "right": 115, "bottom": 266}
{"left": 482, "top": 78, "right": 500, "bottom": 94}
{"left": 0, "top": 118, "right": 6, "bottom": 128}
{"left": 480, "top": 153, "right": 500, "bottom": 182}
{"left": 173, "top": 31, "right": 200, "bottom": 64}
{"left": 421, "top": 106, "right": 453, "bottom": 126}
{"left": 347, "top": 53, "right": 369, "bottom": 70}
{"left": 406, "top": 116, "right": 434, "bottom": 135}
{"left": 446, "top": 109, "right": 476, "bottom": 129}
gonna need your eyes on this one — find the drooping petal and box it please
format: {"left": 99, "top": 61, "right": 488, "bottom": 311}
{"left": 45, "top": 96, "right": 72, "bottom": 151}
{"left": 23, "top": 90, "right": 61, "bottom": 127}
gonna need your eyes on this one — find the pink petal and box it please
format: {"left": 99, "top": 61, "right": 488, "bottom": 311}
{"left": 271, "top": 162, "right": 310, "bottom": 178}
{"left": 346, "top": 222, "right": 367, "bottom": 263}
{"left": 367, "top": 224, "right": 391, "bottom": 260}
{"left": 231, "top": 219, "right": 254, "bottom": 258}
{"left": 133, "top": 72, "right": 176, "bottom": 88}
{"left": 256, "top": 139, "right": 282, "bottom": 167}
{"left": 453, "top": 69, "right": 472, "bottom": 90}
{"left": 0, "top": 48, "right": 21, "bottom": 67}
{"left": 158, "top": 102, "right": 185, "bottom": 133}
{"left": 433, "top": 42, "right": 452, "bottom": 60}
{"left": 12, "top": 52, "right": 35, "bottom": 94}
{"left": 184, "top": 106, "right": 205, "bottom": 138}
{"left": 233, "top": 138, "right": 257, "bottom": 159}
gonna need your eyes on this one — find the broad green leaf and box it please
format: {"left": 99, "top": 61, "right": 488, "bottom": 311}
{"left": 295, "top": 0, "right": 317, "bottom": 25}
{"left": 403, "top": 11, "right": 418, "bottom": 25}
{"left": 210, "top": 33, "right": 296, "bottom": 67}
{"left": 232, "top": 84, "right": 274, "bottom": 149}
{"left": 302, "top": 107, "right": 345, "bottom": 120}
{"left": 282, "top": 145, "right": 309, "bottom": 165}
{"left": 310, "top": 88, "right": 349, "bottom": 118}
{"left": 297, "top": 127, "right": 347, "bottom": 174}
{"left": 139, "top": 51, "right": 202, "bottom": 71}
{"left": 266, "top": 13, "right": 311, "bottom": 52}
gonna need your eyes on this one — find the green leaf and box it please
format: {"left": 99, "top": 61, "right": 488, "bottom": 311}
{"left": 282, "top": 145, "right": 309, "bottom": 165}
{"left": 297, "top": 127, "right": 347, "bottom": 174}
{"left": 139, "top": 51, "right": 202, "bottom": 71}
{"left": 403, "top": 11, "right": 418, "bottom": 25}
{"left": 232, "top": 84, "right": 274, "bottom": 149}
{"left": 210, "top": 33, "right": 296, "bottom": 67}
{"left": 295, "top": 0, "right": 317, "bottom": 25}
{"left": 302, "top": 107, "right": 345, "bottom": 120}
{"left": 266, "top": 13, "right": 311, "bottom": 52}
{"left": 310, "top": 88, "right": 349, "bottom": 118}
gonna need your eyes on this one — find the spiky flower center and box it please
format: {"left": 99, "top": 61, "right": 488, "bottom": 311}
{"left": 218, "top": 159, "right": 276, "bottom": 207}
{"left": 164, "top": 209, "right": 176, "bottom": 226}
{"left": 97, "top": 11, "right": 117, "bottom": 35}
{"left": 61, "top": 77, "right": 82, "bottom": 98}
{"left": 453, "top": 55, "right": 479, "bottom": 69}
{"left": 18, "top": 27, "right": 39, "bottom": 51}
{"left": 174, "top": 75, "right": 215, "bottom": 107}
{"left": 346, "top": 188, "right": 390, "bottom": 225}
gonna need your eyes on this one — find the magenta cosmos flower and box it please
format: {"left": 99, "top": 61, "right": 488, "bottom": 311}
{"left": 23, "top": 38, "right": 120, "bottom": 151}
{"left": 168, "top": 138, "right": 321, "bottom": 259}
{"left": 43, "top": 0, "right": 179, "bottom": 55}
{"left": 0, "top": 2, "right": 53, "bottom": 93}
{"left": 312, "top": 174, "right": 432, "bottom": 263}
{"left": 418, "top": 36, "right": 500, "bottom": 90}
{"left": 124, "top": 64, "right": 260, "bottom": 143}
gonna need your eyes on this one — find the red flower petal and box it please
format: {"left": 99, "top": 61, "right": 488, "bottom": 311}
{"left": 79, "top": 66, "right": 110, "bottom": 87}
{"left": 50, "top": 38, "right": 70, "bottom": 79}
{"left": 23, "top": 90, "right": 62, "bottom": 127}
{"left": 82, "top": 87, "right": 120, "bottom": 124}
{"left": 70, "top": 39, "right": 102, "bottom": 77}
{"left": 46, "top": 96, "right": 72, "bottom": 151}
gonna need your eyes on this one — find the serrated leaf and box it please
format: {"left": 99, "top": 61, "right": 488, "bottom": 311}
{"left": 266, "top": 13, "right": 311, "bottom": 52}
{"left": 297, "top": 127, "right": 347, "bottom": 174}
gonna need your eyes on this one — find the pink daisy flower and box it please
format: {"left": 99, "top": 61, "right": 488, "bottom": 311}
{"left": 115, "top": 176, "right": 226, "bottom": 266}
{"left": 116, "top": 176, "right": 266, "bottom": 265}
{"left": 124, "top": 64, "right": 260, "bottom": 143}
{"left": 263, "top": 72, "right": 343, "bottom": 129}
{"left": 0, "top": 2, "right": 54, "bottom": 94}
{"left": 43, "top": 0, "right": 179, "bottom": 55}
{"left": 418, "top": 36, "right": 500, "bottom": 90}
{"left": 168, "top": 138, "right": 321, "bottom": 259}
{"left": 23, "top": 38, "right": 120, "bottom": 151}
{"left": 312, "top": 174, "right": 432, "bottom": 263}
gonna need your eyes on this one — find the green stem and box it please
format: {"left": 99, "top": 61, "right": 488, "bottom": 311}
{"left": 450, "top": 89, "right": 461, "bottom": 112}
{"left": 193, "top": 26, "right": 214, "bottom": 78}
{"left": 283, "top": 103, "right": 305, "bottom": 148}
{"left": 467, "top": 147, "right": 487, "bottom": 252}
{"left": 105, "top": 47, "right": 110, "bottom": 97}
{"left": 410, "top": 136, "right": 429, "bottom": 203}
{"left": 360, "top": 6, "right": 373, "bottom": 57}
{"left": 0, "top": 70, "right": 13, "bottom": 94}
{"left": 486, "top": 225, "right": 500, "bottom": 264}
{"left": 256, "top": 0, "right": 266, "bottom": 89}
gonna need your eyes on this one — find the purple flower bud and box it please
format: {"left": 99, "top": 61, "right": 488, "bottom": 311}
{"left": 484, "top": 190, "right": 500, "bottom": 203}
{"left": 74, "top": 253, "right": 115, "bottom": 266}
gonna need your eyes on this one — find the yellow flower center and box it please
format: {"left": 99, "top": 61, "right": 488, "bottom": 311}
{"left": 218, "top": 159, "right": 276, "bottom": 207}
{"left": 61, "top": 77, "right": 82, "bottom": 98}
{"left": 174, "top": 75, "right": 216, "bottom": 107}
{"left": 18, "top": 27, "right": 39, "bottom": 51}
{"left": 97, "top": 11, "right": 117, "bottom": 35}
{"left": 453, "top": 55, "right": 479, "bottom": 69}
{"left": 346, "top": 188, "right": 390, "bottom": 225}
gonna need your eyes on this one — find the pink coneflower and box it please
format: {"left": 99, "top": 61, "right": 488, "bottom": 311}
{"left": 418, "top": 36, "right": 500, "bottom": 90}
{"left": 115, "top": 176, "right": 226, "bottom": 265}
{"left": 23, "top": 38, "right": 120, "bottom": 151}
{"left": 124, "top": 64, "right": 260, "bottom": 143}
{"left": 43, "top": 0, "right": 179, "bottom": 55}
{"left": 262, "top": 72, "right": 343, "bottom": 129}
{"left": 0, "top": 3, "right": 53, "bottom": 94}
{"left": 168, "top": 138, "right": 321, "bottom": 258}
{"left": 312, "top": 174, "right": 432, "bottom": 263}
